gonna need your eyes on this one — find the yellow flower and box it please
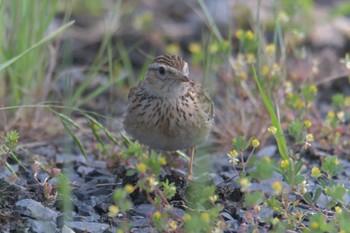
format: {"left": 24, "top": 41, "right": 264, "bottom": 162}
{"left": 306, "top": 134, "right": 314, "bottom": 142}
{"left": 335, "top": 206, "right": 342, "bottom": 214}
{"left": 261, "top": 65, "right": 270, "bottom": 76}
{"left": 272, "top": 181, "right": 283, "bottom": 195}
{"left": 294, "top": 99, "right": 305, "bottom": 109}
{"left": 265, "top": 44, "right": 275, "bottom": 55}
{"left": 239, "top": 177, "right": 251, "bottom": 191}
{"left": 334, "top": 158, "right": 339, "bottom": 165}
{"left": 280, "top": 159, "right": 289, "bottom": 169}
{"left": 229, "top": 150, "right": 238, "bottom": 157}
{"left": 137, "top": 163, "right": 147, "bottom": 173}
{"left": 147, "top": 176, "right": 159, "bottom": 191}
{"left": 310, "top": 222, "right": 319, "bottom": 229}
{"left": 183, "top": 214, "right": 192, "bottom": 222}
{"left": 327, "top": 111, "right": 335, "bottom": 119}
{"left": 251, "top": 139, "right": 260, "bottom": 148}
{"left": 166, "top": 43, "right": 180, "bottom": 55}
{"left": 153, "top": 211, "right": 161, "bottom": 220}
{"left": 168, "top": 220, "right": 177, "bottom": 230}
{"left": 271, "top": 217, "right": 280, "bottom": 225}
{"left": 246, "top": 30, "right": 254, "bottom": 40}
{"left": 188, "top": 42, "right": 201, "bottom": 54}
{"left": 159, "top": 156, "right": 167, "bottom": 165}
{"left": 235, "top": 29, "right": 244, "bottom": 39}
{"left": 309, "top": 85, "right": 318, "bottom": 94}
{"left": 124, "top": 184, "right": 134, "bottom": 194}
{"left": 246, "top": 53, "right": 256, "bottom": 64}
{"left": 304, "top": 120, "right": 312, "bottom": 128}
{"left": 108, "top": 205, "right": 119, "bottom": 217}
{"left": 311, "top": 167, "right": 321, "bottom": 178}
{"left": 263, "top": 157, "right": 271, "bottom": 163}
{"left": 209, "top": 195, "right": 218, "bottom": 202}
{"left": 267, "top": 126, "right": 277, "bottom": 135}
{"left": 201, "top": 212, "right": 210, "bottom": 223}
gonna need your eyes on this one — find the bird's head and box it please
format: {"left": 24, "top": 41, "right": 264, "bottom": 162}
{"left": 144, "top": 55, "right": 191, "bottom": 97}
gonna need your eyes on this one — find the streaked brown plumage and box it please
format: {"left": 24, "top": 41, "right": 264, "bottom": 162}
{"left": 123, "top": 55, "right": 214, "bottom": 179}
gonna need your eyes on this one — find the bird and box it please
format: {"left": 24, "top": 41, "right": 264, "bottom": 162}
{"left": 123, "top": 54, "right": 214, "bottom": 180}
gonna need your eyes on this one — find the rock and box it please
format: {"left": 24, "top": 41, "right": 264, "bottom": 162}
{"left": 15, "top": 199, "right": 58, "bottom": 221}
{"left": 169, "top": 207, "right": 186, "bottom": 219}
{"left": 62, "top": 225, "right": 75, "bottom": 233}
{"left": 71, "top": 196, "right": 101, "bottom": 222}
{"left": 67, "top": 221, "right": 110, "bottom": 233}
{"left": 133, "top": 204, "right": 156, "bottom": 217}
{"left": 55, "top": 153, "right": 87, "bottom": 164}
{"left": 130, "top": 226, "right": 156, "bottom": 233}
{"left": 256, "top": 145, "right": 277, "bottom": 158}
{"left": 91, "top": 160, "right": 107, "bottom": 169}
{"left": 131, "top": 217, "right": 150, "bottom": 227}
{"left": 77, "top": 166, "right": 95, "bottom": 176}
{"left": 27, "top": 219, "right": 57, "bottom": 233}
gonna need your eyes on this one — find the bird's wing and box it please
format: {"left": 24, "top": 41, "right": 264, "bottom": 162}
{"left": 127, "top": 86, "right": 138, "bottom": 100}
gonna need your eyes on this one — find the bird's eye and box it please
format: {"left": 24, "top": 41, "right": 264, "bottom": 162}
{"left": 158, "top": 66, "right": 166, "bottom": 76}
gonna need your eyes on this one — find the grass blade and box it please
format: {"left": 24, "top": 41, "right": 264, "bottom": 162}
{"left": 0, "top": 21, "right": 75, "bottom": 72}
{"left": 252, "top": 66, "right": 289, "bottom": 160}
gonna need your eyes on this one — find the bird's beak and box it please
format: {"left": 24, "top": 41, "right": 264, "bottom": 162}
{"left": 171, "top": 74, "right": 189, "bottom": 82}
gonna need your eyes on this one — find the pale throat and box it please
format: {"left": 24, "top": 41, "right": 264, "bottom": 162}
{"left": 144, "top": 78, "right": 190, "bottom": 98}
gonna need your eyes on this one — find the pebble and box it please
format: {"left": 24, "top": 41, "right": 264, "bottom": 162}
{"left": 27, "top": 219, "right": 57, "bottom": 233}
{"left": 133, "top": 204, "right": 156, "bottom": 217}
{"left": 67, "top": 221, "right": 110, "bottom": 233}
{"left": 15, "top": 199, "right": 58, "bottom": 221}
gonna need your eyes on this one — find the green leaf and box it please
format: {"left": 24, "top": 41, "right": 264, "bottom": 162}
{"left": 244, "top": 191, "right": 264, "bottom": 207}
{"left": 294, "top": 175, "right": 305, "bottom": 185}
{"left": 303, "top": 192, "right": 312, "bottom": 203}
{"left": 232, "top": 136, "right": 252, "bottom": 152}
{"left": 126, "top": 169, "right": 136, "bottom": 176}
{"left": 313, "top": 188, "right": 321, "bottom": 202}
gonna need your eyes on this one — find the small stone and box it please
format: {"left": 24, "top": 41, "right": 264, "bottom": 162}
{"left": 168, "top": 207, "right": 186, "bottom": 219}
{"left": 132, "top": 217, "right": 150, "bottom": 227}
{"left": 133, "top": 204, "right": 156, "bottom": 217}
{"left": 15, "top": 199, "right": 58, "bottom": 221}
{"left": 220, "top": 212, "right": 234, "bottom": 220}
{"left": 27, "top": 219, "right": 57, "bottom": 233}
{"left": 130, "top": 226, "right": 156, "bottom": 233}
{"left": 62, "top": 225, "right": 75, "bottom": 233}
{"left": 77, "top": 166, "right": 95, "bottom": 176}
{"left": 256, "top": 145, "right": 277, "bottom": 158}
{"left": 67, "top": 221, "right": 110, "bottom": 233}
{"left": 55, "top": 153, "right": 87, "bottom": 164}
{"left": 91, "top": 160, "right": 107, "bottom": 169}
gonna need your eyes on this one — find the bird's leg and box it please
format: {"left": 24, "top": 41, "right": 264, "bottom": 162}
{"left": 187, "top": 147, "right": 195, "bottom": 180}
